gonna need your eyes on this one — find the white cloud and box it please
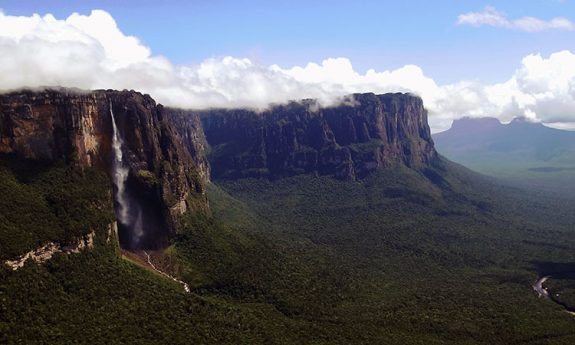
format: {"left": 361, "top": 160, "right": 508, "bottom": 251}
{"left": 0, "top": 10, "right": 575, "bottom": 132}
{"left": 457, "top": 6, "right": 575, "bottom": 32}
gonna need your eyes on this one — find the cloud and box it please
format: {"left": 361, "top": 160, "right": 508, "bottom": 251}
{"left": 1, "top": 10, "right": 575, "bottom": 132}
{"left": 457, "top": 6, "right": 575, "bottom": 32}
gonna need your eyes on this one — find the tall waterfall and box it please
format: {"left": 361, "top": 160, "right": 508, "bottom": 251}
{"left": 110, "top": 102, "right": 144, "bottom": 248}
{"left": 110, "top": 102, "right": 129, "bottom": 225}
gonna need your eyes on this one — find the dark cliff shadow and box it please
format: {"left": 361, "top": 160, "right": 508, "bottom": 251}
{"left": 532, "top": 261, "right": 575, "bottom": 279}
{"left": 114, "top": 174, "right": 170, "bottom": 251}
{"left": 0, "top": 153, "right": 61, "bottom": 183}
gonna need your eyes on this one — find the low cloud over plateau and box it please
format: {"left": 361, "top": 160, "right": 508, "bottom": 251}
{"left": 1, "top": 9, "right": 575, "bottom": 132}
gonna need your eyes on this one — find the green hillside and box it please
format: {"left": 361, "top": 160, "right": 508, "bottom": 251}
{"left": 207, "top": 158, "right": 575, "bottom": 343}
{"left": 3, "top": 155, "right": 575, "bottom": 343}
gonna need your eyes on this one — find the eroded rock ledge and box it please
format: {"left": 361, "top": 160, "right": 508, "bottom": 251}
{"left": 5, "top": 232, "right": 94, "bottom": 271}
{"left": 4, "top": 223, "right": 117, "bottom": 271}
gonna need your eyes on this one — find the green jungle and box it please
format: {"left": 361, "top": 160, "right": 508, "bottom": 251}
{"left": 2, "top": 154, "right": 575, "bottom": 344}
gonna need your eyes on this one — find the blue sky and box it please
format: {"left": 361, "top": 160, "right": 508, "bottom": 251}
{"left": 1, "top": 0, "right": 575, "bottom": 131}
{"left": 2, "top": 0, "right": 574, "bottom": 84}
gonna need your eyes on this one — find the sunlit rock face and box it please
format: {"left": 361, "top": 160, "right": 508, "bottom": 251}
{"left": 193, "top": 93, "right": 437, "bottom": 180}
{"left": 0, "top": 88, "right": 209, "bottom": 250}
{"left": 0, "top": 88, "right": 111, "bottom": 167}
{"left": 165, "top": 108, "right": 211, "bottom": 185}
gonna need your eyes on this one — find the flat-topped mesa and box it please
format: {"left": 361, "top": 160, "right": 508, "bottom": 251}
{"left": 192, "top": 92, "right": 437, "bottom": 180}
{"left": 450, "top": 117, "right": 504, "bottom": 132}
{"left": 0, "top": 88, "right": 209, "bottom": 249}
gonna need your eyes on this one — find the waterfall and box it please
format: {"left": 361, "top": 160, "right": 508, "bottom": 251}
{"left": 110, "top": 102, "right": 143, "bottom": 248}
{"left": 133, "top": 208, "right": 144, "bottom": 247}
{"left": 110, "top": 102, "right": 130, "bottom": 224}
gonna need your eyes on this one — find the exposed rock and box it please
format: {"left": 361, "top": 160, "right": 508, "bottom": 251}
{"left": 106, "top": 222, "right": 118, "bottom": 244}
{"left": 61, "top": 231, "right": 95, "bottom": 253}
{"left": 5, "top": 231, "right": 96, "bottom": 271}
{"left": 0, "top": 89, "right": 437, "bottom": 251}
{"left": 166, "top": 108, "right": 210, "bottom": 185}
{"left": 195, "top": 93, "right": 437, "bottom": 180}
{"left": 0, "top": 88, "right": 109, "bottom": 167}
{"left": 0, "top": 88, "right": 209, "bottom": 249}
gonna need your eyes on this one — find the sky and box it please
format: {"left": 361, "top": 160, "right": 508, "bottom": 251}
{"left": 0, "top": 0, "right": 574, "bottom": 132}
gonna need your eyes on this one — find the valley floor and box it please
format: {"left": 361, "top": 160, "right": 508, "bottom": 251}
{"left": 3, "top": 159, "right": 575, "bottom": 344}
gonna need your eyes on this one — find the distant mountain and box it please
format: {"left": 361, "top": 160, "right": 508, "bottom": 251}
{"left": 433, "top": 116, "right": 575, "bottom": 194}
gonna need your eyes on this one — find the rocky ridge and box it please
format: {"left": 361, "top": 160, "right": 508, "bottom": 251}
{"left": 191, "top": 93, "right": 437, "bottom": 180}
{"left": 4, "top": 228, "right": 101, "bottom": 271}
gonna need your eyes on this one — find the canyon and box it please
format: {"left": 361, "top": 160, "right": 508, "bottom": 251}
{"left": 1, "top": 88, "right": 436, "bottom": 254}
{"left": 3, "top": 88, "right": 575, "bottom": 344}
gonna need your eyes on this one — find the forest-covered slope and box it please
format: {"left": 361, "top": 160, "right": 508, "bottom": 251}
{"left": 2, "top": 90, "right": 575, "bottom": 344}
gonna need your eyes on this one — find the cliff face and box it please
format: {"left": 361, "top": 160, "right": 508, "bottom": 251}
{"left": 0, "top": 88, "right": 209, "bottom": 249}
{"left": 0, "top": 88, "right": 110, "bottom": 167}
{"left": 197, "top": 93, "right": 437, "bottom": 180}
{"left": 0, "top": 89, "right": 437, "bottom": 248}
{"left": 165, "top": 108, "right": 210, "bottom": 185}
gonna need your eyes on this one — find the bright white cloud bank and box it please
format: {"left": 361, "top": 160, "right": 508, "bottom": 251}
{"left": 1, "top": 10, "right": 575, "bottom": 132}
{"left": 457, "top": 6, "right": 575, "bottom": 32}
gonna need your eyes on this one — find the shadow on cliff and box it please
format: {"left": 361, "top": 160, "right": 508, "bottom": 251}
{"left": 114, "top": 174, "right": 169, "bottom": 251}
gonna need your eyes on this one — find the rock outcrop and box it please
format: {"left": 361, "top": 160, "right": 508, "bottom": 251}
{"left": 0, "top": 89, "right": 438, "bottom": 249}
{"left": 165, "top": 108, "right": 210, "bottom": 184}
{"left": 4, "top": 230, "right": 97, "bottom": 271}
{"left": 196, "top": 93, "right": 437, "bottom": 180}
{"left": 0, "top": 88, "right": 209, "bottom": 249}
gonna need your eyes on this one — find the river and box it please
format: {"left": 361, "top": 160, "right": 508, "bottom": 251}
{"left": 533, "top": 276, "right": 550, "bottom": 299}
{"left": 534, "top": 276, "right": 575, "bottom": 314}
{"left": 144, "top": 251, "right": 190, "bottom": 293}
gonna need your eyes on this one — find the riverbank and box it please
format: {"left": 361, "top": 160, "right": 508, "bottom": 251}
{"left": 534, "top": 276, "right": 575, "bottom": 314}
{"left": 121, "top": 249, "right": 190, "bottom": 293}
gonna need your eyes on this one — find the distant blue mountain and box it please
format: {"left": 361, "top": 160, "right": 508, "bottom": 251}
{"left": 433, "top": 117, "right": 575, "bottom": 194}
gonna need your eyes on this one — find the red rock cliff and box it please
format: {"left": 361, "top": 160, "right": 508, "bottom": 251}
{"left": 0, "top": 88, "right": 209, "bottom": 249}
